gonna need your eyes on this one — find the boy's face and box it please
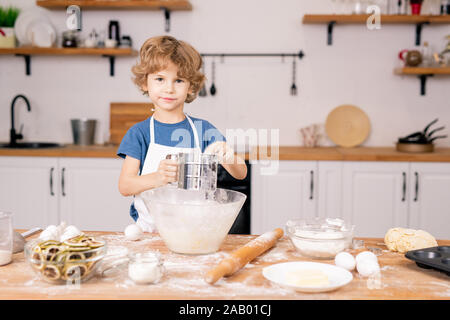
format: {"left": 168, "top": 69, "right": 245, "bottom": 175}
{"left": 143, "top": 61, "right": 192, "bottom": 113}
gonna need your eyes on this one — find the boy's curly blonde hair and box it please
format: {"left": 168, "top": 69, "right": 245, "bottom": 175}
{"left": 131, "top": 36, "right": 205, "bottom": 103}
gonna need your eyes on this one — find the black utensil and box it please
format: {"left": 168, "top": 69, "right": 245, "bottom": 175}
{"left": 426, "top": 126, "right": 445, "bottom": 139}
{"left": 403, "top": 131, "right": 424, "bottom": 139}
{"left": 198, "top": 59, "right": 207, "bottom": 97}
{"left": 428, "top": 135, "right": 448, "bottom": 143}
{"left": 210, "top": 60, "right": 216, "bottom": 96}
{"left": 398, "top": 135, "right": 428, "bottom": 144}
{"left": 290, "top": 58, "right": 297, "bottom": 96}
{"left": 423, "top": 118, "right": 439, "bottom": 136}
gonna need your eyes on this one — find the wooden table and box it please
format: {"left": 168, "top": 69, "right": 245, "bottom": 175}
{"left": 0, "top": 232, "right": 449, "bottom": 300}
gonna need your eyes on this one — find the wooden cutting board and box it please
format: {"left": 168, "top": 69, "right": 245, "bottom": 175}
{"left": 109, "top": 102, "right": 154, "bottom": 145}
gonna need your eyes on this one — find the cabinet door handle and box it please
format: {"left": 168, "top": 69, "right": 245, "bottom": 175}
{"left": 61, "top": 167, "right": 66, "bottom": 197}
{"left": 414, "top": 172, "right": 419, "bottom": 202}
{"left": 402, "top": 172, "right": 406, "bottom": 202}
{"left": 50, "top": 167, "right": 55, "bottom": 196}
{"left": 309, "top": 170, "right": 314, "bottom": 200}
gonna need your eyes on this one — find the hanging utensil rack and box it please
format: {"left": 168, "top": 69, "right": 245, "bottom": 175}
{"left": 200, "top": 51, "right": 304, "bottom": 59}
{"left": 199, "top": 50, "right": 305, "bottom": 96}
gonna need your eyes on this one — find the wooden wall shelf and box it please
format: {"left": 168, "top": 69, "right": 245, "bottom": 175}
{"left": 36, "top": 0, "right": 192, "bottom": 32}
{"left": 0, "top": 47, "right": 137, "bottom": 55}
{"left": 0, "top": 46, "right": 138, "bottom": 76}
{"left": 36, "top": 0, "right": 192, "bottom": 11}
{"left": 394, "top": 66, "right": 450, "bottom": 75}
{"left": 303, "top": 14, "right": 450, "bottom": 46}
{"left": 394, "top": 67, "right": 450, "bottom": 96}
{"left": 303, "top": 14, "right": 450, "bottom": 24}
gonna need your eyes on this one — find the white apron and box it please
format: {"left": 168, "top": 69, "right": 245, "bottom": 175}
{"left": 134, "top": 114, "right": 201, "bottom": 232}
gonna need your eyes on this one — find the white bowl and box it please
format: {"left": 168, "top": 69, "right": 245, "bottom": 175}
{"left": 141, "top": 186, "right": 246, "bottom": 254}
{"left": 286, "top": 218, "right": 354, "bottom": 259}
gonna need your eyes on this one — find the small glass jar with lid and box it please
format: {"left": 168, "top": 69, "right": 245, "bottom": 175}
{"left": 128, "top": 251, "right": 164, "bottom": 284}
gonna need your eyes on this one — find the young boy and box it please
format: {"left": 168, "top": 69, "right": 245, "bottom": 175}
{"left": 117, "top": 36, "right": 247, "bottom": 232}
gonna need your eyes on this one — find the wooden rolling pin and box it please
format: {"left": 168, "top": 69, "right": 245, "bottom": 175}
{"left": 204, "top": 228, "right": 284, "bottom": 284}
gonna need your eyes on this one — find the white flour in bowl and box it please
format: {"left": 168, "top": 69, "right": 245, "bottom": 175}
{"left": 290, "top": 230, "right": 348, "bottom": 259}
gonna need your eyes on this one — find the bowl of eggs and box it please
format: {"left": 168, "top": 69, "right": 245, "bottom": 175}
{"left": 286, "top": 218, "right": 354, "bottom": 259}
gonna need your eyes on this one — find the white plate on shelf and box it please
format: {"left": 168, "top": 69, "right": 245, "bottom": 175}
{"left": 26, "top": 19, "right": 56, "bottom": 47}
{"left": 262, "top": 261, "right": 353, "bottom": 293}
{"left": 14, "top": 8, "right": 52, "bottom": 46}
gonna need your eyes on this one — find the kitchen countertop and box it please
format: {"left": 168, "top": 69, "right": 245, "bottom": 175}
{"left": 1, "top": 144, "right": 450, "bottom": 162}
{"left": 0, "top": 231, "right": 449, "bottom": 300}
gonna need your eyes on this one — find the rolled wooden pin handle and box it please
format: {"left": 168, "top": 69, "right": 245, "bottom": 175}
{"left": 204, "top": 228, "right": 284, "bottom": 285}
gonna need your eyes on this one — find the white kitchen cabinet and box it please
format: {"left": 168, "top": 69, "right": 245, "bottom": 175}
{"left": 317, "top": 161, "right": 343, "bottom": 219}
{"left": 0, "top": 157, "right": 59, "bottom": 229}
{"left": 250, "top": 159, "right": 450, "bottom": 239}
{"left": 408, "top": 162, "right": 450, "bottom": 239}
{"left": 0, "top": 156, "right": 133, "bottom": 232}
{"left": 342, "top": 161, "right": 409, "bottom": 238}
{"left": 59, "top": 158, "right": 133, "bottom": 232}
{"left": 251, "top": 161, "right": 317, "bottom": 234}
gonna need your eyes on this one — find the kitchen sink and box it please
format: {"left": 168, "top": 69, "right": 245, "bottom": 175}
{"left": 0, "top": 142, "right": 63, "bottom": 149}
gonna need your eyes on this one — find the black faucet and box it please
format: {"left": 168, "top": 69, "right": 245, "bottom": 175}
{"left": 10, "top": 94, "right": 31, "bottom": 146}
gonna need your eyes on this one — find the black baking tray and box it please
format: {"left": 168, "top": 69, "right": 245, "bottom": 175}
{"left": 405, "top": 246, "right": 450, "bottom": 276}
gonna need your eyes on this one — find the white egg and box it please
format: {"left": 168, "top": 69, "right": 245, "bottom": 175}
{"left": 334, "top": 252, "right": 356, "bottom": 271}
{"left": 56, "top": 221, "right": 67, "bottom": 236}
{"left": 124, "top": 224, "right": 143, "bottom": 241}
{"left": 39, "top": 228, "right": 59, "bottom": 241}
{"left": 60, "top": 230, "right": 81, "bottom": 242}
{"left": 45, "top": 225, "right": 58, "bottom": 233}
{"left": 355, "top": 251, "right": 378, "bottom": 264}
{"left": 64, "top": 225, "right": 81, "bottom": 235}
{"left": 356, "top": 259, "right": 380, "bottom": 277}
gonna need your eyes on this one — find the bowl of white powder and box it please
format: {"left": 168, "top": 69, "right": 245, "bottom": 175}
{"left": 286, "top": 218, "right": 354, "bottom": 259}
{"left": 141, "top": 186, "right": 246, "bottom": 255}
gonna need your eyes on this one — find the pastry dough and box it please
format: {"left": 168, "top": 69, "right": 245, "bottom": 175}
{"left": 384, "top": 227, "right": 437, "bottom": 253}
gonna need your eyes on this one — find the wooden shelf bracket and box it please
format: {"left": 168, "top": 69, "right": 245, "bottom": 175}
{"left": 418, "top": 73, "right": 433, "bottom": 96}
{"left": 15, "top": 54, "right": 31, "bottom": 76}
{"left": 415, "top": 21, "right": 429, "bottom": 46}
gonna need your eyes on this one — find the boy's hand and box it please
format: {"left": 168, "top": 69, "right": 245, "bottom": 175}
{"left": 204, "top": 141, "right": 235, "bottom": 164}
{"left": 155, "top": 159, "right": 178, "bottom": 186}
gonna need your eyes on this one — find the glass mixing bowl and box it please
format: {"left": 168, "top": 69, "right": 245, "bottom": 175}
{"left": 24, "top": 236, "right": 107, "bottom": 284}
{"left": 286, "top": 218, "right": 354, "bottom": 259}
{"left": 141, "top": 186, "right": 246, "bottom": 254}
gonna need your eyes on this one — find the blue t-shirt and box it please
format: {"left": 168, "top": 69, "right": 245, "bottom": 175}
{"left": 117, "top": 115, "right": 226, "bottom": 221}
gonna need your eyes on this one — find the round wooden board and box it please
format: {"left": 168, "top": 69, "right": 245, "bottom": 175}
{"left": 325, "top": 105, "right": 371, "bottom": 148}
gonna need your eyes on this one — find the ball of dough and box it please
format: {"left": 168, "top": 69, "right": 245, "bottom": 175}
{"left": 334, "top": 252, "right": 356, "bottom": 271}
{"left": 384, "top": 227, "right": 437, "bottom": 253}
{"left": 355, "top": 251, "right": 378, "bottom": 265}
{"left": 124, "top": 224, "right": 143, "bottom": 241}
{"left": 356, "top": 260, "right": 380, "bottom": 277}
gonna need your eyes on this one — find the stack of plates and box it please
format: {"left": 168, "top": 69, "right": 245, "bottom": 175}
{"left": 14, "top": 8, "right": 56, "bottom": 47}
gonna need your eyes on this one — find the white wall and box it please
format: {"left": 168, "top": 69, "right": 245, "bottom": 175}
{"left": 1, "top": 0, "right": 449, "bottom": 147}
